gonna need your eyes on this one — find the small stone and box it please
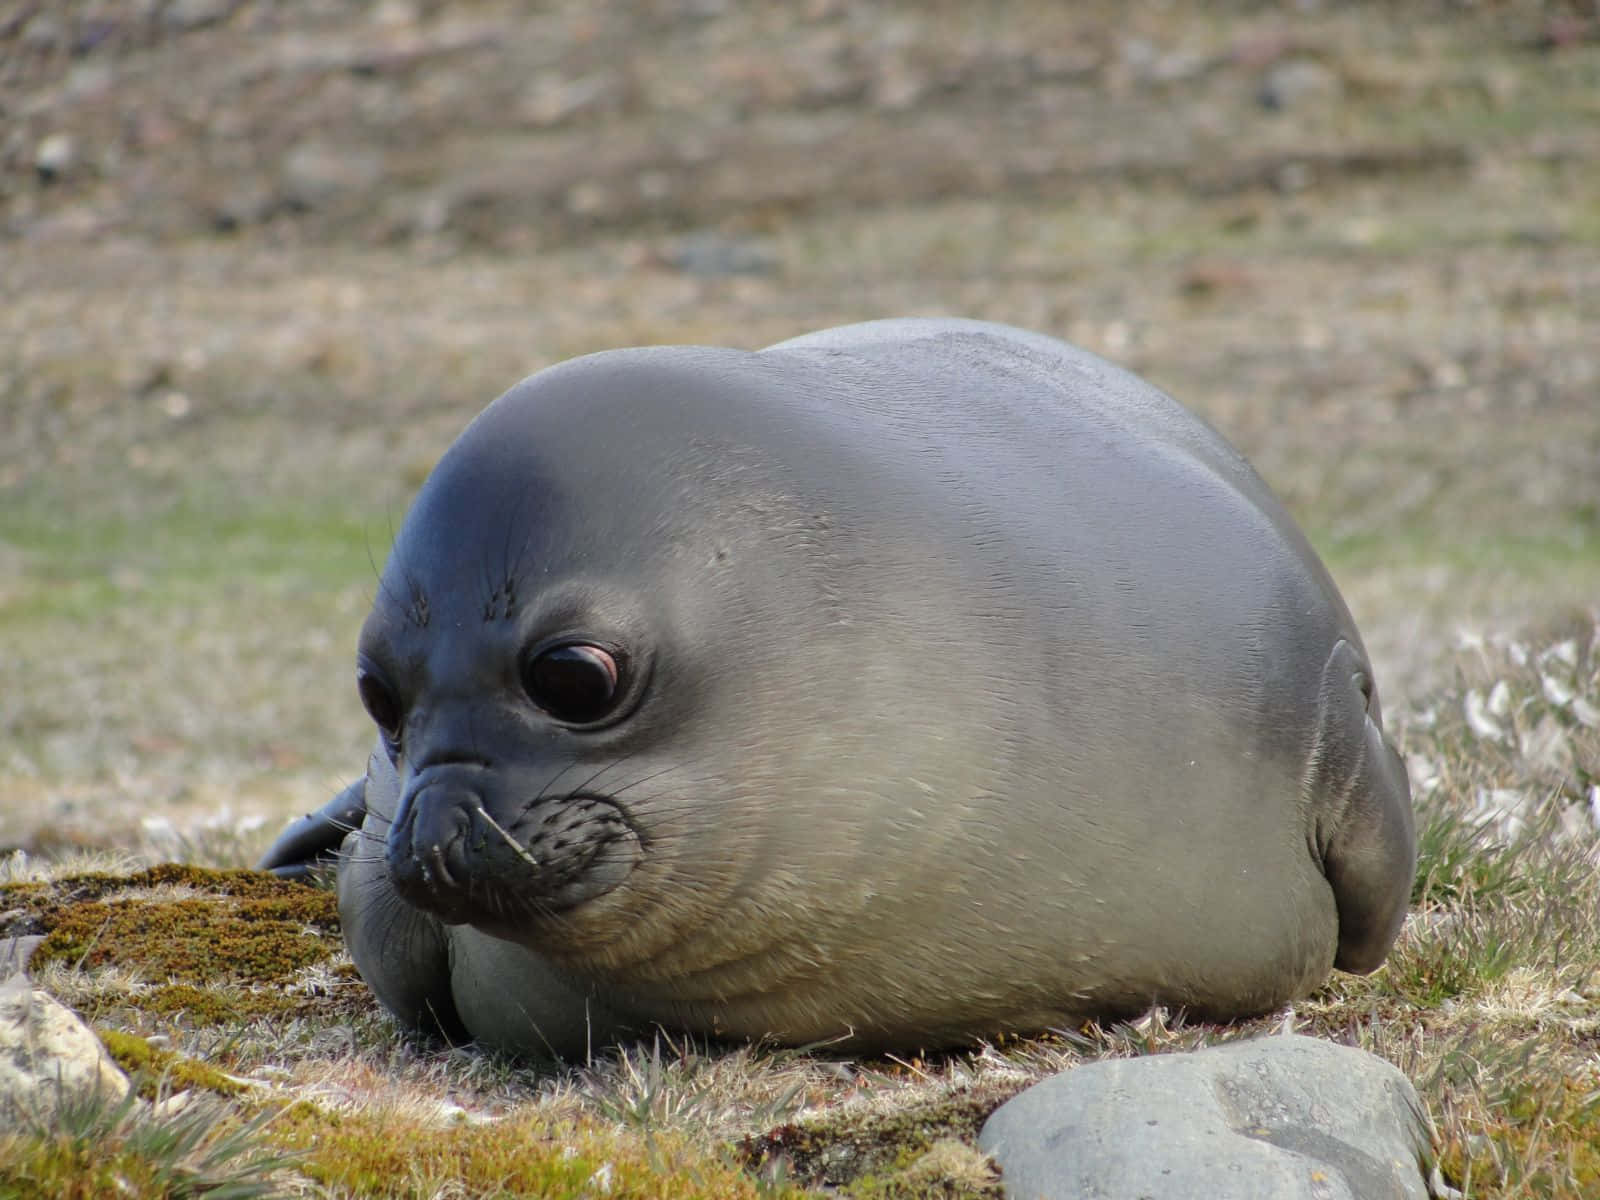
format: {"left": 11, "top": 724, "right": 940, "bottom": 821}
{"left": 162, "top": 0, "right": 235, "bottom": 31}
{"left": 1275, "top": 161, "right": 1314, "bottom": 193}
{"left": 280, "top": 141, "right": 385, "bottom": 211}
{"left": 870, "top": 58, "right": 927, "bottom": 111}
{"left": 1491, "top": 636, "right": 1529, "bottom": 667}
{"left": 1486, "top": 679, "right": 1513, "bottom": 718}
{"left": 151, "top": 1090, "right": 200, "bottom": 1118}
{"left": 34, "top": 134, "right": 77, "bottom": 182}
{"left": 1404, "top": 754, "right": 1440, "bottom": 796}
{"left": 565, "top": 181, "right": 611, "bottom": 217}
{"left": 1540, "top": 670, "right": 1577, "bottom": 707}
{"left": 20, "top": 15, "right": 66, "bottom": 52}
{"left": 1540, "top": 639, "right": 1580, "bottom": 670}
{"left": 519, "top": 74, "right": 616, "bottom": 127}
{"left": 660, "top": 232, "right": 779, "bottom": 277}
{"left": 370, "top": 0, "right": 421, "bottom": 28}
{"left": 1259, "top": 58, "right": 1343, "bottom": 112}
{"left": 0, "top": 978, "right": 132, "bottom": 1121}
{"left": 1475, "top": 787, "right": 1531, "bottom": 838}
{"left": 213, "top": 183, "right": 276, "bottom": 232}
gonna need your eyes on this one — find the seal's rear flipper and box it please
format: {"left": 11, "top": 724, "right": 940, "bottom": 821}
{"left": 1308, "top": 640, "right": 1418, "bottom": 974}
{"left": 257, "top": 778, "right": 368, "bottom": 879}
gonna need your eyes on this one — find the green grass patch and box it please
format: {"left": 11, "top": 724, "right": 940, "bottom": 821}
{"left": 0, "top": 490, "right": 392, "bottom": 626}
{"left": 1315, "top": 522, "right": 1600, "bottom": 576}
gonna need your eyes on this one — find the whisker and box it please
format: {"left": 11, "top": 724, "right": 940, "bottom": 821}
{"left": 476, "top": 804, "right": 542, "bottom": 869}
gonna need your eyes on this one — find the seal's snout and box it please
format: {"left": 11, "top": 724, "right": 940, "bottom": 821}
{"left": 387, "top": 782, "right": 481, "bottom": 916}
{"left": 383, "top": 764, "right": 644, "bottom": 927}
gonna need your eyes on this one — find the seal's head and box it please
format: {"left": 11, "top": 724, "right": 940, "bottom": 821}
{"left": 353, "top": 356, "right": 690, "bottom": 945}
{"left": 351, "top": 346, "right": 969, "bottom": 993}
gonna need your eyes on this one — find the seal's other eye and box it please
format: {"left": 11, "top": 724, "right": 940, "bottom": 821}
{"left": 357, "top": 664, "right": 402, "bottom": 739}
{"left": 525, "top": 643, "right": 622, "bottom": 724}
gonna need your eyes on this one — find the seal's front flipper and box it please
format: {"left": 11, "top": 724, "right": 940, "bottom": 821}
{"left": 1308, "top": 639, "right": 1417, "bottom": 974}
{"left": 257, "top": 778, "right": 368, "bottom": 880}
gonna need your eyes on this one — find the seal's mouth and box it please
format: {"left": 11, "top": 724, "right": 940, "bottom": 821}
{"left": 386, "top": 788, "right": 641, "bottom": 927}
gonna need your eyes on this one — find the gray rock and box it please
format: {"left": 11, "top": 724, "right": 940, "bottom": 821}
{"left": 162, "top": 0, "right": 237, "bottom": 31}
{"left": 280, "top": 140, "right": 386, "bottom": 210}
{"left": 979, "top": 1034, "right": 1433, "bottom": 1200}
{"left": 34, "top": 134, "right": 77, "bottom": 182}
{"left": 20, "top": 15, "right": 67, "bottom": 52}
{"left": 1260, "top": 58, "right": 1344, "bottom": 112}
{"left": 661, "top": 231, "right": 779, "bottom": 276}
{"left": 0, "top": 975, "right": 131, "bottom": 1121}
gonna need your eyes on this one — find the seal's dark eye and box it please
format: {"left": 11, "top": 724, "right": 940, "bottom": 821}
{"left": 357, "top": 665, "right": 402, "bottom": 738}
{"left": 525, "top": 643, "right": 622, "bottom": 724}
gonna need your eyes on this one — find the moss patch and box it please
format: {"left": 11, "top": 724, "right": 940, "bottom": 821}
{"left": 5, "top": 864, "right": 338, "bottom": 985}
{"left": 272, "top": 1104, "right": 809, "bottom": 1200}
{"left": 96, "top": 1029, "right": 246, "bottom": 1101}
{"left": 32, "top": 890, "right": 337, "bottom": 981}
{"left": 1, "top": 864, "right": 362, "bottom": 1028}
{"left": 141, "top": 981, "right": 302, "bottom": 1025}
{"left": 740, "top": 1085, "right": 1020, "bottom": 1197}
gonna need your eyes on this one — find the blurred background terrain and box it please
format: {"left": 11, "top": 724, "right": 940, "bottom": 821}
{"left": 2, "top": 0, "right": 1597, "bottom": 858}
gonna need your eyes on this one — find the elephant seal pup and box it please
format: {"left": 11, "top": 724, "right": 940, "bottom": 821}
{"left": 260, "top": 318, "right": 1415, "bottom": 1058}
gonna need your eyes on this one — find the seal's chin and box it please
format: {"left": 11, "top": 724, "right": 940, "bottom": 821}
{"left": 386, "top": 791, "right": 641, "bottom": 928}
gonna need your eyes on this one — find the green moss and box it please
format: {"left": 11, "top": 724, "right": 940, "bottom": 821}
{"left": 842, "top": 1138, "right": 1002, "bottom": 1199}
{"left": 33, "top": 892, "right": 337, "bottom": 982}
{"left": 96, "top": 1029, "right": 246, "bottom": 1101}
{"left": 139, "top": 982, "right": 302, "bottom": 1025}
{"left": 9, "top": 865, "right": 338, "bottom": 985}
{"left": 272, "top": 1104, "right": 808, "bottom": 1199}
{"left": 35, "top": 898, "right": 335, "bottom": 983}
{"left": 1433, "top": 1062, "right": 1600, "bottom": 1196}
{"left": 740, "top": 1087, "right": 1015, "bottom": 1197}
{"left": 2, "top": 864, "right": 337, "bottom": 921}
{"left": 0, "top": 489, "right": 381, "bottom": 592}
{"left": 0, "top": 865, "right": 363, "bottom": 1029}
